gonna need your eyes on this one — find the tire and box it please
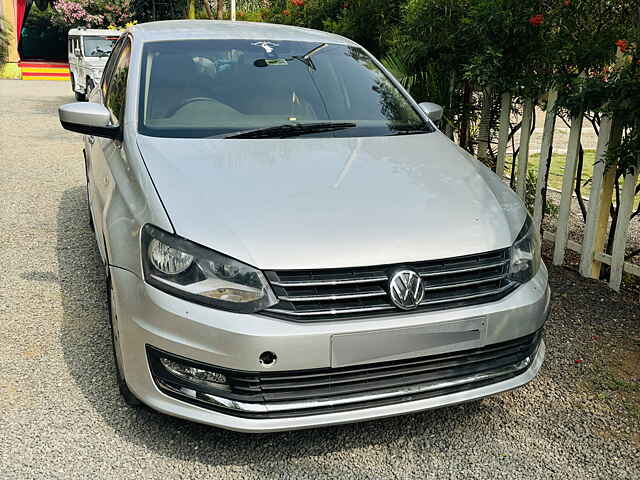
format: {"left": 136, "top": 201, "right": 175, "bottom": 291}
{"left": 86, "top": 78, "right": 94, "bottom": 99}
{"left": 107, "top": 273, "right": 141, "bottom": 407}
{"left": 72, "top": 75, "right": 86, "bottom": 101}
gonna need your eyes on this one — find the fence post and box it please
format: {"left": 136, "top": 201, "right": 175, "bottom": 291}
{"left": 516, "top": 98, "right": 535, "bottom": 199}
{"left": 553, "top": 110, "right": 584, "bottom": 265}
{"left": 533, "top": 89, "right": 558, "bottom": 230}
{"left": 579, "top": 116, "right": 615, "bottom": 278}
{"left": 495, "top": 92, "right": 511, "bottom": 179}
{"left": 609, "top": 166, "right": 639, "bottom": 290}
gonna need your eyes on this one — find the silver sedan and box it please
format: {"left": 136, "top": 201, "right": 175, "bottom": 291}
{"left": 58, "top": 20, "right": 549, "bottom": 432}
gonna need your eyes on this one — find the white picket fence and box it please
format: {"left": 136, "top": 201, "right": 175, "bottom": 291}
{"left": 494, "top": 92, "right": 639, "bottom": 291}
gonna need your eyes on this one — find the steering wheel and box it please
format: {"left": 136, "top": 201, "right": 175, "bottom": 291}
{"left": 166, "top": 97, "right": 218, "bottom": 117}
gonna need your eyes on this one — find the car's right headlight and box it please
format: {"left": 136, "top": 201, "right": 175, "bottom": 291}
{"left": 141, "top": 224, "right": 277, "bottom": 313}
{"left": 508, "top": 215, "right": 541, "bottom": 284}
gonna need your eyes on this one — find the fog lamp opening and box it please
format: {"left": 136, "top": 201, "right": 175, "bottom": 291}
{"left": 159, "top": 357, "right": 230, "bottom": 391}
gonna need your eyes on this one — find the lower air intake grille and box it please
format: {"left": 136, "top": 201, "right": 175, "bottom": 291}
{"left": 262, "top": 248, "right": 516, "bottom": 321}
{"left": 148, "top": 330, "right": 542, "bottom": 419}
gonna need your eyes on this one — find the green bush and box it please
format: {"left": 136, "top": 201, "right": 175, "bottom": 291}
{"left": 20, "top": 5, "right": 67, "bottom": 60}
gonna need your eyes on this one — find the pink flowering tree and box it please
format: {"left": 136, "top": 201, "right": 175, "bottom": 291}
{"left": 52, "top": 0, "right": 134, "bottom": 28}
{"left": 52, "top": 0, "right": 105, "bottom": 27}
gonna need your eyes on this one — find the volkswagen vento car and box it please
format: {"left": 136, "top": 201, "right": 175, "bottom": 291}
{"left": 58, "top": 20, "right": 549, "bottom": 432}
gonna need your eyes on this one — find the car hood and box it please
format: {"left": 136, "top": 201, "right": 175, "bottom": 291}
{"left": 136, "top": 133, "right": 526, "bottom": 270}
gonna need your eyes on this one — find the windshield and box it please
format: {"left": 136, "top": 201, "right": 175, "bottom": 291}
{"left": 138, "top": 40, "right": 433, "bottom": 138}
{"left": 83, "top": 36, "right": 118, "bottom": 58}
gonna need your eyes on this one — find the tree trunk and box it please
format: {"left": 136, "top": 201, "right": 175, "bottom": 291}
{"left": 445, "top": 72, "right": 455, "bottom": 139}
{"left": 203, "top": 0, "right": 214, "bottom": 19}
{"left": 459, "top": 80, "right": 473, "bottom": 152}
{"left": 217, "top": 0, "right": 224, "bottom": 19}
{"left": 477, "top": 88, "right": 492, "bottom": 165}
{"left": 187, "top": 0, "right": 196, "bottom": 19}
{"left": 605, "top": 173, "right": 622, "bottom": 256}
{"left": 541, "top": 143, "right": 553, "bottom": 225}
{"left": 575, "top": 144, "right": 587, "bottom": 222}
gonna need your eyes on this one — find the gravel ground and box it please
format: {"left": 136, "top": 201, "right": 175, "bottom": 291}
{"left": 1, "top": 80, "right": 639, "bottom": 479}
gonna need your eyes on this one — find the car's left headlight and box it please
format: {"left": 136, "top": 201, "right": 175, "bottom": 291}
{"left": 508, "top": 215, "right": 541, "bottom": 284}
{"left": 141, "top": 224, "right": 277, "bottom": 313}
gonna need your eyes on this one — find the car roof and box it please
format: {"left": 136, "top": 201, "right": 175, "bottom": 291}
{"left": 129, "top": 20, "right": 357, "bottom": 46}
{"left": 68, "top": 28, "right": 122, "bottom": 36}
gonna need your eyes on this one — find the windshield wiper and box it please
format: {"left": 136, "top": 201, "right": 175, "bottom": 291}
{"left": 290, "top": 43, "right": 329, "bottom": 71}
{"left": 224, "top": 122, "right": 356, "bottom": 139}
{"left": 388, "top": 124, "right": 434, "bottom": 135}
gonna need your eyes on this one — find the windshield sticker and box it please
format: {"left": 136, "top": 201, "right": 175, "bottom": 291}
{"left": 265, "top": 58, "right": 288, "bottom": 66}
{"left": 252, "top": 41, "right": 279, "bottom": 54}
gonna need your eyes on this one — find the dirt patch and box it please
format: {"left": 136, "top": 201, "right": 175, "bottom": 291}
{"left": 579, "top": 336, "right": 640, "bottom": 447}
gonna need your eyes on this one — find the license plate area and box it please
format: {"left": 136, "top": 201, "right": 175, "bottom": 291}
{"left": 331, "top": 317, "right": 487, "bottom": 368}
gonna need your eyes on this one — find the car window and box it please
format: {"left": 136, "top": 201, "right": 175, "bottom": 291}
{"left": 102, "top": 37, "right": 124, "bottom": 94}
{"left": 138, "top": 40, "right": 432, "bottom": 138}
{"left": 105, "top": 38, "right": 131, "bottom": 126}
{"left": 83, "top": 36, "right": 118, "bottom": 58}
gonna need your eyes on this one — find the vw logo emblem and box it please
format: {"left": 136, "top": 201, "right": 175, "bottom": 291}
{"left": 389, "top": 269, "right": 424, "bottom": 310}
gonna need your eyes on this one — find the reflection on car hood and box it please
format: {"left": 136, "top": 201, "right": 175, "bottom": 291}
{"left": 136, "top": 132, "right": 526, "bottom": 270}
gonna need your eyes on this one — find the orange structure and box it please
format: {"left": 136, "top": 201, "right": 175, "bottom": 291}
{"left": 1, "top": 0, "right": 26, "bottom": 78}
{"left": 1, "top": 0, "right": 69, "bottom": 79}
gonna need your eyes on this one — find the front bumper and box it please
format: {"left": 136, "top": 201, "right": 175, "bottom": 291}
{"left": 110, "top": 264, "right": 549, "bottom": 432}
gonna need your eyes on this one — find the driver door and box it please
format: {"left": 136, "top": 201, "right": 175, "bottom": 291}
{"left": 86, "top": 36, "right": 131, "bottom": 264}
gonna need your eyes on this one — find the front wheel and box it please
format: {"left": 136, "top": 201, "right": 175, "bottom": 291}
{"left": 107, "top": 273, "right": 141, "bottom": 407}
{"left": 85, "top": 78, "right": 95, "bottom": 99}
{"left": 72, "top": 75, "right": 86, "bottom": 101}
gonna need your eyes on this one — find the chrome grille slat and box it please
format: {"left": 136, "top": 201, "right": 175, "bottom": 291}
{"left": 423, "top": 274, "right": 508, "bottom": 291}
{"left": 264, "top": 248, "right": 514, "bottom": 321}
{"left": 265, "top": 305, "right": 395, "bottom": 317}
{"left": 280, "top": 289, "right": 387, "bottom": 302}
{"left": 418, "top": 259, "right": 509, "bottom": 277}
{"left": 270, "top": 276, "right": 388, "bottom": 287}
{"left": 420, "top": 283, "right": 514, "bottom": 306}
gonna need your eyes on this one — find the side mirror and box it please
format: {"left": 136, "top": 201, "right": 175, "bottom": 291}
{"left": 59, "top": 102, "right": 120, "bottom": 139}
{"left": 74, "top": 47, "right": 82, "bottom": 57}
{"left": 418, "top": 102, "right": 444, "bottom": 122}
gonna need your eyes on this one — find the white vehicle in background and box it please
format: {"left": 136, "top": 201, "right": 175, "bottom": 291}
{"left": 68, "top": 28, "right": 121, "bottom": 101}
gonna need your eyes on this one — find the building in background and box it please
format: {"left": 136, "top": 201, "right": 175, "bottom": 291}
{"left": 0, "top": 0, "right": 28, "bottom": 78}
{"left": 1, "top": 0, "right": 70, "bottom": 80}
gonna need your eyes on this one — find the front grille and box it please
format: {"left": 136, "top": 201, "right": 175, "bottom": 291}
{"left": 147, "top": 330, "right": 542, "bottom": 418}
{"left": 263, "top": 248, "right": 516, "bottom": 321}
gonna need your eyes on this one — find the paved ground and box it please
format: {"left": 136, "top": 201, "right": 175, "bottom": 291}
{"left": 1, "top": 80, "right": 639, "bottom": 479}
